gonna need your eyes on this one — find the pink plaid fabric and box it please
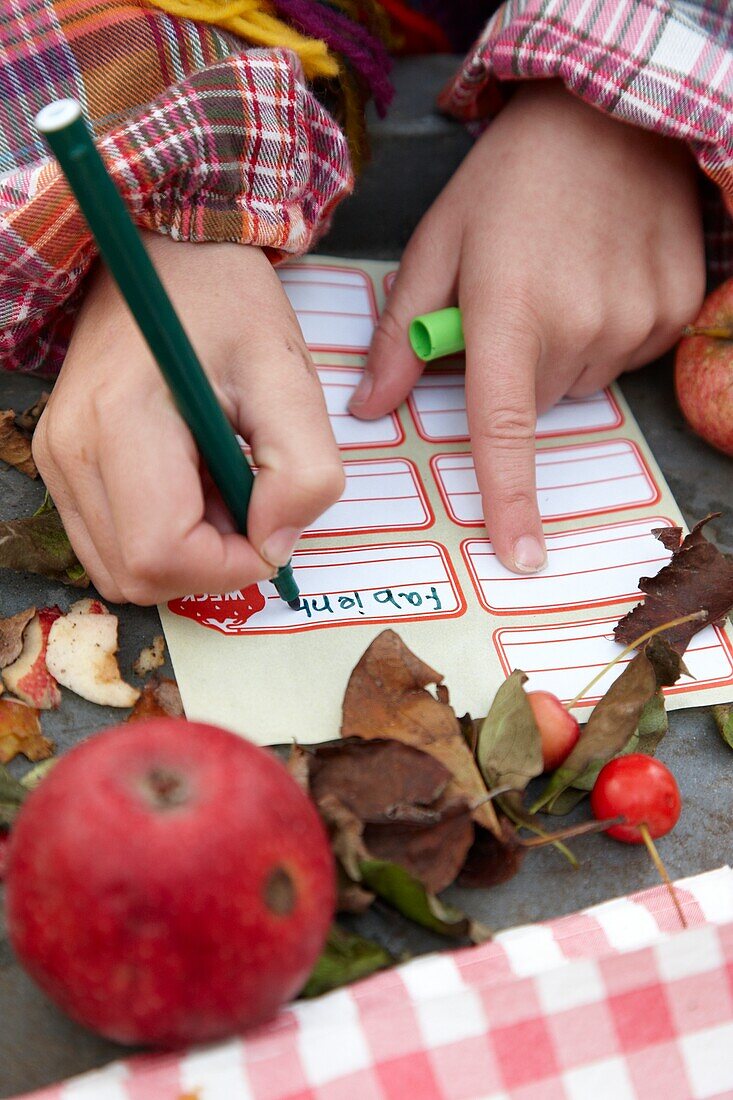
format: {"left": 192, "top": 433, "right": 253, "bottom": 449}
{"left": 440, "top": 0, "right": 733, "bottom": 278}
{"left": 0, "top": 0, "right": 352, "bottom": 375}
{"left": 13, "top": 867, "right": 733, "bottom": 1100}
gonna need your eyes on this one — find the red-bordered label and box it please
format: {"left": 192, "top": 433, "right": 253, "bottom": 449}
{"left": 304, "top": 458, "right": 433, "bottom": 538}
{"left": 278, "top": 263, "right": 378, "bottom": 355}
{"left": 168, "top": 541, "right": 466, "bottom": 636}
{"left": 462, "top": 515, "right": 675, "bottom": 615}
{"left": 493, "top": 614, "right": 733, "bottom": 708}
{"left": 408, "top": 370, "right": 624, "bottom": 443}
{"left": 431, "top": 440, "right": 661, "bottom": 527}
{"left": 317, "top": 365, "right": 404, "bottom": 451}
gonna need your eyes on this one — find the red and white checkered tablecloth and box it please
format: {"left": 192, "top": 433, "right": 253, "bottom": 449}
{"left": 15, "top": 867, "right": 733, "bottom": 1100}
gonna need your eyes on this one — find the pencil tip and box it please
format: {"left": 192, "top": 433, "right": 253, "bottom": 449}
{"left": 288, "top": 598, "right": 301, "bottom": 610}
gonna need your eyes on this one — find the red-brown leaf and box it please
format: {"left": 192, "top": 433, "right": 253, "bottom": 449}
{"left": 126, "top": 676, "right": 183, "bottom": 721}
{"left": 614, "top": 515, "right": 733, "bottom": 653}
{"left": 341, "top": 630, "right": 500, "bottom": 837}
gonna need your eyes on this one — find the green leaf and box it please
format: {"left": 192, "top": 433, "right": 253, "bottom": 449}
{"left": 21, "top": 758, "right": 57, "bottom": 790}
{"left": 360, "top": 858, "right": 490, "bottom": 943}
{"left": 544, "top": 692, "right": 668, "bottom": 816}
{"left": 570, "top": 731, "right": 641, "bottom": 792}
{"left": 476, "top": 670, "right": 543, "bottom": 792}
{"left": 713, "top": 705, "right": 733, "bottom": 750}
{"left": 300, "top": 925, "right": 393, "bottom": 998}
{"left": 636, "top": 691, "right": 669, "bottom": 754}
{"left": 0, "top": 763, "right": 27, "bottom": 827}
{"left": 0, "top": 506, "right": 88, "bottom": 587}
{"left": 531, "top": 649, "right": 658, "bottom": 813}
{"left": 542, "top": 786, "right": 588, "bottom": 816}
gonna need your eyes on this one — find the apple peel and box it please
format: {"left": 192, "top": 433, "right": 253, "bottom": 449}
{"left": 133, "top": 635, "right": 165, "bottom": 677}
{"left": 46, "top": 606, "right": 140, "bottom": 708}
{"left": 3, "top": 607, "right": 62, "bottom": 709}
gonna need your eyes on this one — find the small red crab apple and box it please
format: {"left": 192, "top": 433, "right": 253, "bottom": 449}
{"left": 592, "top": 754, "right": 686, "bottom": 926}
{"left": 527, "top": 691, "right": 580, "bottom": 772}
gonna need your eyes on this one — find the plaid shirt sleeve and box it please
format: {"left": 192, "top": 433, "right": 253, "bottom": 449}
{"left": 440, "top": 0, "right": 733, "bottom": 283}
{"left": 0, "top": 1, "right": 353, "bottom": 375}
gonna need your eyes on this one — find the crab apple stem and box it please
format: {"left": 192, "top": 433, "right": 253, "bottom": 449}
{"left": 567, "top": 611, "right": 706, "bottom": 711}
{"left": 499, "top": 800, "right": 579, "bottom": 869}
{"left": 517, "top": 815, "right": 624, "bottom": 848}
{"left": 639, "top": 823, "right": 687, "bottom": 930}
{"left": 682, "top": 324, "right": 733, "bottom": 340}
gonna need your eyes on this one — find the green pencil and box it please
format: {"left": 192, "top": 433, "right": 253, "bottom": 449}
{"left": 36, "top": 98, "right": 301, "bottom": 609}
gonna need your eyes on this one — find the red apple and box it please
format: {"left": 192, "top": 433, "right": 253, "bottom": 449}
{"left": 675, "top": 278, "right": 733, "bottom": 457}
{"left": 528, "top": 691, "right": 580, "bottom": 772}
{"left": 5, "top": 719, "right": 335, "bottom": 1047}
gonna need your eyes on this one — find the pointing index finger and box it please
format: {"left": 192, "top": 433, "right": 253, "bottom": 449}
{"left": 461, "top": 297, "right": 547, "bottom": 574}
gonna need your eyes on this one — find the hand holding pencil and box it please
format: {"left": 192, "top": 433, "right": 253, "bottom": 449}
{"left": 33, "top": 100, "right": 344, "bottom": 607}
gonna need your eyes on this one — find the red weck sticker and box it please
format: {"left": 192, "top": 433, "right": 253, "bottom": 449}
{"left": 168, "top": 585, "right": 267, "bottom": 636}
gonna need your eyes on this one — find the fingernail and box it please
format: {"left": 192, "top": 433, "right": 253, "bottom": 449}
{"left": 348, "top": 371, "right": 373, "bottom": 410}
{"left": 513, "top": 536, "right": 547, "bottom": 573}
{"left": 261, "top": 527, "right": 301, "bottom": 568}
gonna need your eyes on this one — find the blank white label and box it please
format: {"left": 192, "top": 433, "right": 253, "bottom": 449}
{"left": 278, "top": 264, "right": 377, "bottom": 352}
{"left": 308, "top": 458, "right": 431, "bottom": 536}
{"left": 494, "top": 618, "right": 733, "bottom": 704}
{"left": 463, "top": 517, "right": 673, "bottom": 613}
{"left": 432, "top": 441, "right": 660, "bottom": 526}
{"left": 408, "top": 375, "right": 623, "bottom": 442}
{"left": 318, "top": 366, "right": 403, "bottom": 449}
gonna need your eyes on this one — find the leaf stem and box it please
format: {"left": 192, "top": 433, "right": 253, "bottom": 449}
{"left": 566, "top": 612, "right": 705, "bottom": 711}
{"left": 639, "top": 823, "right": 687, "bottom": 930}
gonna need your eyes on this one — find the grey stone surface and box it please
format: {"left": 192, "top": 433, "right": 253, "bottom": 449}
{"left": 1, "top": 57, "right": 732, "bottom": 1099}
{"left": 321, "top": 57, "right": 473, "bottom": 256}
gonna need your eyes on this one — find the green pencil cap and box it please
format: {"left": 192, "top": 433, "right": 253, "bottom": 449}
{"left": 409, "top": 307, "right": 465, "bottom": 362}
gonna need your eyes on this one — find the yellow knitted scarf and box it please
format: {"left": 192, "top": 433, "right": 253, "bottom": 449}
{"left": 143, "top": 0, "right": 338, "bottom": 80}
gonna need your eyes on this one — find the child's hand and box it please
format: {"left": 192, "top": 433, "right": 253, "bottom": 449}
{"left": 33, "top": 235, "right": 344, "bottom": 604}
{"left": 351, "top": 80, "right": 705, "bottom": 573}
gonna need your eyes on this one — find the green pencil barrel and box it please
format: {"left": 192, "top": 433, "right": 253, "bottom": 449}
{"left": 36, "top": 99, "right": 253, "bottom": 534}
{"left": 36, "top": 99, "right": 300, "bottom": 607}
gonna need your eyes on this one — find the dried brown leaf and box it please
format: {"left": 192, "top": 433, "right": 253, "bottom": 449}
{"left": 0, "top": 411, "right": 37, "bottom": 478}
{"left": 14, "top": 392, "right": 49, "bottom": 437}
{"left": 316, "top": 792, "right": 370, "bottom": 882}
{"left": 0, "top": 606, "right": 34, "bottom": 669}
{"left": 308, "top": 737, "right": 450, "bottom": 822}
{"left": 457, "top": 819, "right": 525, "bottom": 888}
{"left": 0, "top": 698, "right": 53, "bottom": 764}
{"left": 127, "top": 677, "right": 183, "bottom": 722}
{"left": 363, "top": 799, "right": 474, "bottom": 894}
{"left": 341, "top": 630, "right": 500, "bottom": 837}
{"left": 335, "top": 867, "right": 375, "bottom": 914}
{"left": 614, "top": 515, "right": 733, "bottom": 653}
{"left": 305, "top": 739, "right": 474, "bottom": 894}
{"left": 286, "top": 743, "right": 310, "bottom": 792}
